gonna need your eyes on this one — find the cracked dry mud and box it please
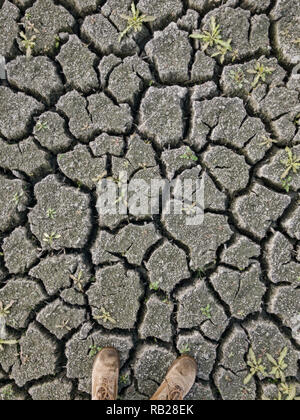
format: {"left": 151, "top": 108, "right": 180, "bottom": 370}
{"left": 0, "top": 0, "right": 299, "bottom": 401}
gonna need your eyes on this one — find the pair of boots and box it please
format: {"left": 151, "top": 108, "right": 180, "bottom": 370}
{"left": 92, "top": 348, "right": 197, "bottom": 400}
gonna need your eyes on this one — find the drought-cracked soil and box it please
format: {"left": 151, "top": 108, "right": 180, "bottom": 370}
{"left": 0, "top": 0, "right": 300, "bottom": 401}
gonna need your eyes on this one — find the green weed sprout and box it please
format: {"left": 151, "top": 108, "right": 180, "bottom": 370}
{"left": 179, "top": 345, "right": 191, "bottom": 355}
{"left": 266, "top": 347, "right": 288, "bottom": 383}
{"left": 211, "top": 41, "right": 232, "bottom": 64}
{"left": 190, "top": 16, "right": 232, "bottom": 59}
{"left": 0, "top": 301, "right": 14, "bottom": 318}
{"left": 43, "top": 232, "right": 61, "bottom": 247}
{"left": 244, "top": 348, "right": 266, "bottom": 385}
{"left": 70, "top": 270, "right": 84, "bottom": 292}
{"left": 281, "top": 147, "right": 300, "bottom": 180}
{"left": 150, "top": 281, "right": 159, "bottom": 291}
{"left": 201, "top": 304, "right": 212, "bottom": 319}
{"left": 119, "top": 3, "right": 155, "bottom": 42}
{"left": 230, "top": 70, "right": 245, "bottom": 89}
{"left": 95, "top": 307, "right": 117, "bottom": 325}
{"left": 180, "top": 147, "right": 198, "bottom": 162}
{"left": 247, "top": 62, "right": 275, "bottom": 88}
{"left": 35, "top": 121, "right": 49, "bottom": 132}
{"left": 0, "top": 339, "right": 19, "bottom": 352}
{"left": 20, "top": 31, "right": 36, "bottom": 59}
{"left": 89, "top": 345, "right": 103, "bottom": 358}
{"left": 47, "top": 208, "right": 56, "bottom": 219}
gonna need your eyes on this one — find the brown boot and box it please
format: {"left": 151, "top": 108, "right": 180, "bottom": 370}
{"left": 150, "top": 356, "right": 197, "bottom": 400}
{"left": 92, "top": 347, "right": 120, "bottom": 400}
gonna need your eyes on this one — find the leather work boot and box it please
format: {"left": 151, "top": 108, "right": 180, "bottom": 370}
{"left": 150, "top": 356, "right": 197, "bottom": 400}
{"left": 92, "top": 347, "right": 120, "bottom": 400}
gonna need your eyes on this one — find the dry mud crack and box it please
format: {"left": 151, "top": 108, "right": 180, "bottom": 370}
{"left": 0, "top": 0, "right": 299, "bottom": 401}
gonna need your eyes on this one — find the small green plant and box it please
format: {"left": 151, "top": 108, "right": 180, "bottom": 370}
{"left": 281, "top": 176, "right": 292, "bottom": 193}
{"left": 230, "top": 69, "right": 245, "bottom": 89}
{"left": 182, "top": 202, "right": 197, "bottom": 216}
{"left": 119, "top": 3, "right": 156, "bottom": 42}
{"left": 47, "top": 208, "right": 57, "bottom": 219}
{"left": 149, "top": 281, "right": 159, "bottom": 291}
{"left": 0, "top": 385, "right": 14, "bottom": 401}
{"left": 247, "top": 62, "right": 275, "bottom": 88}
{"left": 280, "top": 147, "right": 300, "bottom": 180}
{"left": 294, "top": 113, "right": 300, "bottom": 126}
{"left": 278, "top": 382, "right": 298, "bottom": 400}
{"left": 56, "top": 319, "right": 71, "bottom": 331}
{"left": 43, "top": 232, "right": 61, "bottom": 247}
{"left": 244, "top": 348, "right": 266, "bottom": 385}
{"left": 69, "top": 270, "right": 84, "bottom": 292}
{"left": 259, "top": 135, "right": 278, "bottom": 147}
{"left": 180, "top": 147, "right": 198, "bottom": 162}
{"left": 120, "top": 374, "right": 130, "bottom": 385}
{"left": 20, "top": 31, "right": 36, "bottom": 58}
{"left": 0, "top": 301, "right": 14, "bottom": 318}
{"left": 190, "top": 17, "right": 231, "bottom": 52}
{"left": 197, "top": 267, "right": 206, "bottom": 278}
{"left": 35, "top": 121, "right": 49, "bottom": 132}
{"left": 266, "top": 347, "right": 288, "bottom": 382}
{"left": 0, "top": 339, "right": 19, "bottom": 352}
{"left": 201, "top": 304, "right": 212, "bottom": 319}
{"left": 55, "top": 35, "right": 60, "bottom": 49}
{"left": 211, "top": 41, "right": 232, "bottom": 64}
{"left": 89, "top": 345, "right": 103, "bottom": 358}
{"left": 179, "top": 345, "right": 191, "bottom": 355}
{"left": 95, "top": 307, "right": 117, "bottom": 325}
{"left": 13, "top": 192, "right": 23, "bottom": 205}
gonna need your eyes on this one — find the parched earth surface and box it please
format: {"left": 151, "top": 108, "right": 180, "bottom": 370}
{"left": 0, "top": 0, "right": 300, "bottom": 401}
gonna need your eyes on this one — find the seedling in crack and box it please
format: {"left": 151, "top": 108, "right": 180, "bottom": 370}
{"left": 0, "top": 301, "right": 15, "bottom": 318}
{"left": 190, "top": 16, "right": 232, "bottom": 60}
{"left": 89, "top": 345, "right": 103, "bottom": 358}
{"left": 281, "top": 176, "right": 292, "bottom": 193}
{"left": 280, "top": 147, "right": 300, "bottom": 179}
{"left": 0, "top": 385, "right": 14, "bottom": 401}
{"left": 259, "top": 136, "right": 278, "bottom": 148}
{"left": 55, "top": 35, "right": 60, "bottom": 49}
{"left": 120, "top": 374, "right": 130, "bottom": 385}
{"left": 230, "top": 69, "right": 245, "bottom": 89}
{"left": 149, "top": 281, "right": 159, "bottom": 291}
{"left": 43, "top": 232, "right": 61, "bottom": 247}
{"left": 200, "top": 304, "right": 212, "bottom": 319}
{"left": 180, "top": 147, "right": 198, "bottom": 162}
{"left": 244, "top": 348, "right": 266, "bottom": 385}
{"left": 13, "top": 192, "right": 24, "bottom": 205}
{"left": 179, "top": 345, "right": 191, "bottom": 355}
{"left": 247, "top": 62, "right": 275, "bottom": 88}
{"left": 35, "top": 121, "right": 49, "bottom": 132}
{"left": 197, "top": 267, "right": 206, "bottom": 278}
{"left": 278, "top": 382, "right": 298, "bottom": 401}
{"left": 47, "top": 208, "right": 56, "bottom": 219}
{"left": 56, "top": 319, "right": 71, "bottom": 331}
{"left": 95, "top": 307, "right": 117, "bottom": 325}
{"left": 119, "top": 2, "right": 156, "bottom": 42}
{"left": 266, "top": 347, "right": 288, "bottom": 382}
{"left": 20, "top": 31, "right": 36, "bottom": 59}
{"left": 0, "top": 339, "right": 19, "bottom": 352}
{"left": 182, "top": 202, "right": 197, "bottom": 216}
{"left": 211, "top": 41, "right": 232, "bottom": 64}
{"left": 70, "top": 270, "right": 84, "bottom": 292}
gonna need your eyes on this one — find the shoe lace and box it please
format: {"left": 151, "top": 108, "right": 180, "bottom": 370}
{"left": 166, "top": 379, "right": 184, "bottom": 400}
{"left": 96, "top": 378, "right": 114, "bottom": 400}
